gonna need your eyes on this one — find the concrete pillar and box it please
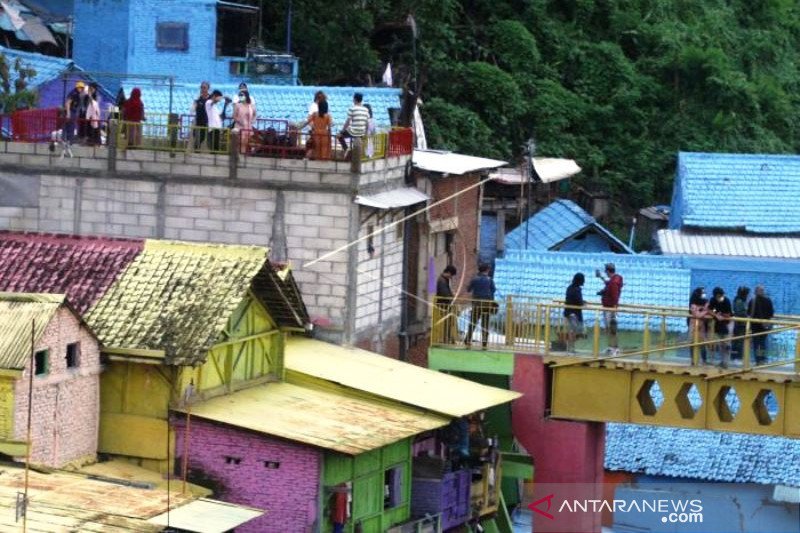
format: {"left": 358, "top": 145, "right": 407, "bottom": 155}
{"left": 512, "top": 354, "right": 605, "bottom": 533}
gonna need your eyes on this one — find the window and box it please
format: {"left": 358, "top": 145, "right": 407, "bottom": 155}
{"left": 34, "top": 349, "right": 49, "bottom": 376}
{"left": 156, "top": 22, "right": 189, "bottom": 51}
{"left": 263, "top": 461, "right": 280, "bottom": 469}
{"left": 216, "top": 5, "right": 257, "bottom": 57}
{"left": 66, "top": 342, "right": 80, "bottom": 369}
{"left": 384, "top": 465, "right": 404, "bottom": 509}
{"left": 224, "top": 455, "right": 242, "bottom": 465}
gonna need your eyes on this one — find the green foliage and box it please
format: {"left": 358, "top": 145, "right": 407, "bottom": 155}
{"left": 0, "top": 54, "right": 37, "bottom": 112}
{"left": 260, "top": 0, "right": 800, "bottom": 215}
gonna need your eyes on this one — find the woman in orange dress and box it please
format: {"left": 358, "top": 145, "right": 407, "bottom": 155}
{"left": 302, "top": 100, "right": 333, "bottom": 160}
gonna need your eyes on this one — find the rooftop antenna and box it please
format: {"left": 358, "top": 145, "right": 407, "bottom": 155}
{"left": 524, "top": 137, "right": 537, "bottom": 249}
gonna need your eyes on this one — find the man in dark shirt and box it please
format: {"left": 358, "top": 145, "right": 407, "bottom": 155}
{"left": 192, "top": 81, "right": 210, "bottom": 149}
{"left": 65, "top": 80, "right": 87, "bottom": 143}
{"left": 464, "top": 264, "right": 496, "bottom": 349}
{"left": 564, "top": 272, "right": 585, "bottom": 352}
{"left": 436, "top": 265, "right": 457, "bottom": 344}
{"left": 748, "top": 284, "right": 774, "bottom": 365}
{"left": 709, "top": 287, "right": 733, "bottom": 368}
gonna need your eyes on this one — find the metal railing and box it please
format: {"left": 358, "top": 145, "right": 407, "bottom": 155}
{"left": 431, "top": 296, "right": 800, "bottom": 373}
{"left": 244, "top": 127, "right": 390, "bottom": 161}
{"left": 117, "top": 114, "right": 231, "bottom": 154}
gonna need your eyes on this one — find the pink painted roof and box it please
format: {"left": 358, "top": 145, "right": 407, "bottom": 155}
{"left": 0, "top": 232, "right": 144, "bottom": 314}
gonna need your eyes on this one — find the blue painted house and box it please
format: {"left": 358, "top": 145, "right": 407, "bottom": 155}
{"left": 72, "top": 0, "right": 298, "bottom": 85}
{"left": 505, "top": 200, "right": 631, "bottom": 254}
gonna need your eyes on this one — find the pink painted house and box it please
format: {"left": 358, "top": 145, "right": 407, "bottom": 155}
{"left": 0, "top": 293, "right": 101, "bottom": 467}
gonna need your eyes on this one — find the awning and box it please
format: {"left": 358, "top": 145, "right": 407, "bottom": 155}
{"left": 657, "top": 229, "right": 800, "bottom": 259}
{"left": 413, "top": 149, "right": 506, "bottom": 175}
{"left": 217, "top": 1, "right": 260, "bottom": 12}
{"left": 147, "top": 499, "right": 264, "bottom": 532}
{"left": 355, "top": 187, "right": 429, "bottom": 209}
{"left": 489, "top": 159, "right": 582, "bottom": 185}
{"left": 179, "top": 381, "right": 449, "bottom": 455}
{"left": 532, "top": 157, "right": 581, "bottom": 183}
{"left": 285, "top": 337, "right": 521, "bottom": 418}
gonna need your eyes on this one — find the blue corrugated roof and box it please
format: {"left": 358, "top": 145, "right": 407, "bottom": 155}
{"left": 0, "top": 44, "right": 73, "bottom": 88}
{"left": 606, "top": 423, "right": 800, "bottom": 486}
{"left": 493, "top": 250, "right": 690, "bottom": 331}
{"left": 122, "top": 83, "right": 402, "bottom": 129}
{"left": 504, "top": 199, "right": 632, "bottom": 253}
{"left": 670, "top": 152, "right": 800, "bottom": 233}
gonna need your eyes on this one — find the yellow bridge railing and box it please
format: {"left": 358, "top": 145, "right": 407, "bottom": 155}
{"left": 431, "top": 296, "right": 800, "bottom": 374}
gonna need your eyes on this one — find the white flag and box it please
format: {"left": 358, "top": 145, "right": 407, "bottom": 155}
{"left": 382, "top": 63, "right": 393, "bottom": 87}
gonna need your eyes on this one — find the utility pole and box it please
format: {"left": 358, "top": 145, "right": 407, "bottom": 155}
{"left": 524, "top": 138, "right": 536, "bottom": 249}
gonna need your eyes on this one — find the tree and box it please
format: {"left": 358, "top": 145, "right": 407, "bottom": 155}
{"left": 0, "top": 54, "right": 37, "bottom": 113}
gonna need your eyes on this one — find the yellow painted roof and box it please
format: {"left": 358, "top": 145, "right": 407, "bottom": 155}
{"left": 87, "top": 240, "right": 269, "bottom": 365}
{"left": 285, "top": 337, "right": 521, "bottom": 417}
{"left": 80, "top": 459, "right": 213, "bottom": 497}
{"left": 0, "top": 462, "right": 262, "bottom": 532}
{"left": 0, "top": 292, "right": 65, "bottom": 369}
{"left": 182, "top": 382, "right": 450, "bottom": 455}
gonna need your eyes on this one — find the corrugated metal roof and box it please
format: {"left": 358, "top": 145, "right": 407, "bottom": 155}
{"left": 532, "top": 157, "right": 582, "bottom": 183}
{"left": 355, "top": 187, "right": 429, "bottom": 209}
{"left": 0, "top": 463, "right": 260, "bottom": 532}
{"left": 284, "top": 337, "right": 520, "bottom": 417}
{"left": 413, "top": 149, "right": 507, "bottom": 175}
{"left": 657, "top": 229, "right": 800, "bottom": 259}
{"left": 183, "top": 381, "right": 449, "bottom": 455}
{"left": 671, "top": 152, "right": 800, "bottom": 233}
{"left": 87, "top": 240, "right": 268, "bottom": 365}
{"left": 0, "top": 292, "right": 63, "bottom": 369}
{"left": 504, "top": 199, "right": 633, "bottom": 254}
{"left": 147, "top": 499, "right": 264, "bottom": 532}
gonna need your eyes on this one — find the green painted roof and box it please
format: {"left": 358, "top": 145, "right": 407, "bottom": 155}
{"left": 86, "top": 240, "right": 270, "bottom": 366}
{"left": 0, "top": 293, "right": 65, "bottom": 370}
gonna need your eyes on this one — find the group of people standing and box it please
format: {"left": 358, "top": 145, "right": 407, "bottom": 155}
{"left": 191, "top": 81, "right": 256, "bottom": 151}
{"left": 64, "top": 80, "right": 104, "bottom": 145}
{"left": 689, "top": 284, "right": 774, "bottom": 367}
{"left": 302, "top": 91, "right": 377, "bottom": 160}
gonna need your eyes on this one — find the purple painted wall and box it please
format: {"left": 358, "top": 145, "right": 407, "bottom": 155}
{"left": 37, "top": 74, "right": 114, "bottom": 115}
{"left": 173, "top": 416, "right": 322, "bottom": 533}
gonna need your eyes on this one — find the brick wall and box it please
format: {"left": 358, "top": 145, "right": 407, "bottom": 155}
{"left": 13, "top": 307, "right": 101, "bottom": 467}
{"left": 0, "top": 145, "right": 410, "bottom": 347}
{"left": 173, "top": 416, "right": 321, "bottom": 533}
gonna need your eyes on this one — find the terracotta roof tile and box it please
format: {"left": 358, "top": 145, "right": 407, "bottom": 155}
{"left": 0, "top": 232, "right": 144, "bottom": 313}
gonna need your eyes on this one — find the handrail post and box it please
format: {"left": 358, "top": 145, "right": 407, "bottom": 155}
{"left": 659, "top": 314, "right": 667, "bottom": 351}
{"left": 691, "top": 319, "right": 700, "bottom": 366}
{"left": 743, "top": 320, "right": 751, "bottom": 371}
{"left": 534, "top": 304, "right": 542, "bottom": 348}
{"left": 430, "top": 296, "right": 439, "bottom": 346}
{"left": 592, "top": 309, "right": 601, "bottom": 357}
{"left": 544, "top": 305, "right": 551, "bottom": 355}
{"left": 505, "top": 295, "right": 514, "bottom": 347}
{"left": 642, "top": 313, "right": 651, "bottom": 362}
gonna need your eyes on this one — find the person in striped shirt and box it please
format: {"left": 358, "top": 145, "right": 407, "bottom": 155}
{"left": 337, "top": 92, "right": 370, "bottom": 157}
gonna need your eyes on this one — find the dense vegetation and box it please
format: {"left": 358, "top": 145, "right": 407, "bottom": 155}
{"left": 262, "top": 0, "right": 800, "bottom": 214}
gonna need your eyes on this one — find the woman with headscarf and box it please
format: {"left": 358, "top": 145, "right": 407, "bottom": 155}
{"left": 85, "top": 83, "right": 102, "bottom": 145}
{"left": 301, "top": 99, "right": 333, "bottom": 160}
{"left": 122, "top": 87, "right": 145, "bottom": 147}
{"left": 689, "top": 287, "right": 712, "bottom": 364}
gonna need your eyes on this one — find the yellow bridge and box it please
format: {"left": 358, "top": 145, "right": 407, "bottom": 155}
{"left": 431, "top": 296, "right": 800, "bottom": 438}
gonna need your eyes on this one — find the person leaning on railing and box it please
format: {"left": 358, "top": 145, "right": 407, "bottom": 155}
{"left": 709, "top": 287, "right": 733, "bottom": 369}
{"left": 731, "top": 286, "right": 750, "bottom": 361}
{"left": 205, "top": 90, "right": 231, "bottom": 152}
{"left": 596, "top": 262, "right": 623, "bottom": 355}
{"left": 688, "top": 287, "right": 712, "bottom": 363}
{"left": 464, "top": 264, "right": 497, "bottom": 350}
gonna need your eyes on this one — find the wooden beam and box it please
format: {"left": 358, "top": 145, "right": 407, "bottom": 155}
{"left": 210, "top": 329, "right": 279, "bottom": 350}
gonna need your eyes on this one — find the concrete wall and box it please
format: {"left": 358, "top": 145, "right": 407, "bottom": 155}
{"left": 13, "top": 307, "right": 101, "bottom": 467}
{"left": 0, "top": 141, "right": 411, "bottom": 349}
{"left": 173, "top": 416, "right": 321, "bottom": 533}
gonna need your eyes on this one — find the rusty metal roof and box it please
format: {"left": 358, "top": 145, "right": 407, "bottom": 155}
{"left": 0, "top": 462, "right": 263, "bottom": 532}
{"left": 0, "top": 292, "right": 64, "bottom": 369}
{"left": 181, "top": 381, "right": 450, "bottom": 455}
{"left": 285, "top": 337, "right": 521, "bottom": 417}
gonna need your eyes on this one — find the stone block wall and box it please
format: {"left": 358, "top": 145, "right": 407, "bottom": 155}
{"left": 173, "top": 416, "right": 321, "bottom": 533}
{"left": 13, "top": 307, "right": 101, "bottom": 467}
